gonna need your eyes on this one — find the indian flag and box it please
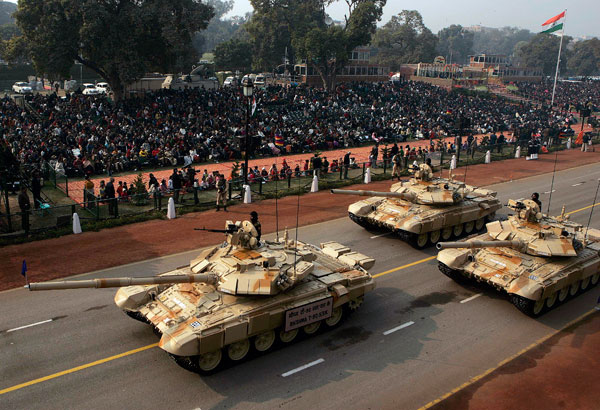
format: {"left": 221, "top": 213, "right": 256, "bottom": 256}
{"left": 541, "top": 11, "right": 565, "bottom": 34}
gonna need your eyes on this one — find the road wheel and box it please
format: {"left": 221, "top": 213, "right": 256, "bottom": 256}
{"left": 557, "top": 286, "right": 569, "bottom": 302}
{"left": 254, "top": 330, "right": 276, "bottom": 352}
{"left": 441, "top": 227, "right": 453, "bottom": 241}
{"left": 580, "top": 276, "right": 591, "bottom": 291}
{"left": 227, "top": 339, "right": 250, "bottom": 361}
{"left": 545, "top": 292, "right": 558, "bottom": 309}
{"left": 348, "top": 296, "right": 364, "bottom": 312}
{"left": 303, "top": 321, "right": 321, "bottom": 335}
{"left": 412, "top": 232, "right": 429, "bottom": 249}
{"left": 198, "top": 349, "right": 223, "bottom": 372}
{"left": 325, "top": 307, "right": 344, "bottom": 327}
{"left": 452, "top": 223, "right": 464, "bottom": 238}
{"left": 464, "top": 221, "right": 475, "bottom": 234}
{"left": 511, "top": 295, "right": 544, "bottom": 317}
{"left": 278, "top": 328, "right": 298, "bottom": 344}
{"left": 429, "top": 229, "right": 441, "bottom": 245}
{"left": 569, "top": 280, "right": 580, "bottom": 296}
{"left": 475, "top": 218, "right": 485, "bottom": 231}
{"left": 591, "top": 273, "right": 599, "bottom": 286}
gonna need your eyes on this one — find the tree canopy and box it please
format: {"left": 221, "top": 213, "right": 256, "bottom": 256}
{"left": 436, "top": 24, "right": 474, "bottom": 65}
{"left": 567, "top": 38, "right": 600, "bottom": 76}
{"left": 471, "top": 26, "right": 534, "bottom": 56}
{"left": 370, "top": 10, "right": 437, "bottom": 70}
{"left": 517, "top": 33, "right": 571, "bottom": 76}
{"left": 214, "top": 38, "right": 253, "bottom": 72}
{"left": 11, "top": 0, "right": 214, "bottom": 100}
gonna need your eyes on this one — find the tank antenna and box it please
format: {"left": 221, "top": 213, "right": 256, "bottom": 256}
{"left": 275, "top": 171, "right": 279, "bottom": 241}
{"left": 546, "top": 149, "right": 559, "bottom": 214}
{"left": 584, "top": 179, "right": 600, "bottom": 243}
{"left": 293, "top": 169, "right": 301, "bottom": 275}
{"left": 463, "top": 151, "right": 469, "bottom": 184}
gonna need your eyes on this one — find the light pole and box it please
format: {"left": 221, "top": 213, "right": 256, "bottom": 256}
{"left": 242, "top": 77, "right": 254, "bottom": 185}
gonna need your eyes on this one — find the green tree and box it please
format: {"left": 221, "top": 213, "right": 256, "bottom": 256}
{"left": 214, "top": 38, "right": 253, "bottom": 71}
{"left": 132, "top": 173, "right": 148, "bottom": 206}
{"left": 517, "top": 33, "right": 571, "bottom": 76}
{"left": 11, "top": 0, "right": 214, "bottom": 101}
{"left": 437, "top": 24, "right": 474, "bottom": 65}
{"left": 370, "top": 10, "right": 437, "bottom": 69}
{"left": 293, "top": 0, "right": 386, "bottom": 90}
{"left": 567, "top": 38, "right": 600, "bottom": 76}
{"left": 471, "top": 26, "right": 534, "bottom": 56}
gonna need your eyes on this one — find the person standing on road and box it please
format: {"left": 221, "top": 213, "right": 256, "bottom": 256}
{"left": 343, "top": 151, "right": 351, "bottom": 179}
{"left": 105, "top": 177, "right": 116, "bottom": 215}
{"left": 215, "top": 173, "right": 227, "bottom": 212}
{"left": 391, "top": 152, "right": 402, "bottom": 180}
{"left": 171, "top": 168, "right": 181, "bottom": 203}
{"left": 18, "top": 186, "right": 31, "bottom": 234}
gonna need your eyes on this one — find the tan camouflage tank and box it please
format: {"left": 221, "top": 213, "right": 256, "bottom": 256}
{"left": 437, "top": 199, "right": 600, "bottom": 316}
{"left": 28, "top": 221, "right": 375, "bottom": 373}
{"left": 331, "top": 164, "right": 502, "bottom": 248}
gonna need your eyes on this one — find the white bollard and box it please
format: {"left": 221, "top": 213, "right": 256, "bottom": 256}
{"left": 485, "top": 150, "right": 491, "bottom": 164}
{"left": 243, "top": 184, "right": 251, "bottom": 204}
{"left": 450, "top": 155, "right": 457, "bottom": 170}
{"left": 566, "top": 137, "right": 572, "bottom": 150}
{"left": 72, "top": 212, "right": 82, "bottom": 234}
{"left": 515, "top": 146, "right": 521, "bottom": 159}
{"left": 364, "top": 167, "right": 372, "bottom": 184}
{"left": 167, "top": 197, "right": 176, "bottom": 219}
{"left": 311, "top": 175, "right": 319, "bottom": 192}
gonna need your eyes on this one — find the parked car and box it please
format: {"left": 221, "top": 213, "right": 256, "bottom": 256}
{"left": 223, "top": 76, "right": 236, "bottom": 87}
{"left": 96, "top": 82, "right": 110, "bottom": 94}
{"left": 82, "top": 83, "right": 101, "bottom": 95}
{"left": 12, "top": 82, "right": 33, "bottom": 94}
{"left": 254, "top": 75, "right": 266, "bottom": 86}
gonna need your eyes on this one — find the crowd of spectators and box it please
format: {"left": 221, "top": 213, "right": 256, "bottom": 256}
{"left": 512, "top": 79, "right": 600, "bottom": 112}
{"left": 1, "top": 79, "right": 592, "bottom": 180}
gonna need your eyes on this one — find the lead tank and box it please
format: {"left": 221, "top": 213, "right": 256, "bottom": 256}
{"left": 28, "top": 220, "right": 375, "bottom": 373}
{"left": 437, "top": 199, "right": 600, "bottom": 316}
{"left": 332, "top": 163, "right": 502, "bottom": 248}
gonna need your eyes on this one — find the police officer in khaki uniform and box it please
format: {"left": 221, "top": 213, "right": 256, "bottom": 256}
{"left": 215, "top": 173, "right": 228, "bottom": 211}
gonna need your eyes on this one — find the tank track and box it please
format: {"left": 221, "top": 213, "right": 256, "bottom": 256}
{"left": 437, "top": 262, "right": 466, "bottom": 282}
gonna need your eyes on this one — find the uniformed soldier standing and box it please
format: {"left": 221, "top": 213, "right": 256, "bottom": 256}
{"left": 215, "top": 173, "right": 228, "bottom": 211}
{"left": 391, "top": 152, "right": 402, "bottom": 180}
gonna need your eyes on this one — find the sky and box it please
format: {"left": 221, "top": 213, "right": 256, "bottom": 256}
{"left": 224, "top": 0, "right": 599, "bottom": 38}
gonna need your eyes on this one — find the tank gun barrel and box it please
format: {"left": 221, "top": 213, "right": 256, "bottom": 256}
{"left": 437, "top": 240, "right": 521, "bottom": 250}
{"left": 27, "top": 274, "right": 218, "bottom": 291}
{"left": 331, "top": 189, "right": 414, "bottom": 200}
{"left": 195, "top": 225, "right": 239, "bottom": 234}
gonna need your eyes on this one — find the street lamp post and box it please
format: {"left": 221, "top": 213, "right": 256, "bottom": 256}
{"left": 241, "top": 77, "right": 254, "bottom": 185}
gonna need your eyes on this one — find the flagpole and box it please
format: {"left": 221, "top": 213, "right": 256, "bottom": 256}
{"left": 550, "top": 10, "right": 566, "bottom": 109}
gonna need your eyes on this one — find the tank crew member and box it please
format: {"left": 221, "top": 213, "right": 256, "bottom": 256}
{"left": 216, "top": 173, "right": 228, "bottom": 212}
{"left": 531, "top": 192, "right": 542, "bottom": 210}
{"left": 250, "top": 211, "right": 261, "bottom": 242}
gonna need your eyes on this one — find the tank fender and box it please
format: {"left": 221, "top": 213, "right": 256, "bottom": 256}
{"left": 508, "top": 281, "right": 543, "bottom": 301}
{"left": 436, "top": 249, "right": 470, "bottom": 269}
{"left": 159, "top": 330, "right": 200, "bottom": 356}
{"left": 114, "top": 285, "right": 159, "bottom": 310}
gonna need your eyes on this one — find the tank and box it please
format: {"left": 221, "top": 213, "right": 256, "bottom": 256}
{"left": 437, "top": 199, "right": 600, "bottom": 316}
{"left": 331, "top": 163, "right": 502, "bottom": 248}
{"left": 28, "top": 220, "right": 375, "bottom": 373}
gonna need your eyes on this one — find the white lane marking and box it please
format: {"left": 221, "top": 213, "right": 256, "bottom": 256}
{"left": 460, "top": 293, "right": 483, "bottom": 304}
{"left": 595, "top": 307, "right": 600, "bottom": 311}
{"left": 572, "top": 183, "right": 582, "bottom": 187}
{"left": 281, "top": 358, "right": 325, "bottom": 377}
{"left": 370, "top": 232, "right": 391, "bottom": 239}
{"left": 383, "top": 321, "right": 415, "bottom": 336}
{"left": 6, "top": 319, "right": 53, "bottom": 333}
{"left": 543, "top": 190, "right": 556, "bottom": 194}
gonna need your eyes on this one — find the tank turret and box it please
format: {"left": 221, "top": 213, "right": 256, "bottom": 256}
{"left": 26, "top": 221, "right": 376, "bottom": 373}
{"left": 332, "top": 166, "right": 502, "bottom": 248}
{"left": 437, "top": 200, "right": 600, "bottom": 317}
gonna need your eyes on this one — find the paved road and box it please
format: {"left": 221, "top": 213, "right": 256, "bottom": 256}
{"left": 1, "top": 163, "right": 599, "bottom": 409}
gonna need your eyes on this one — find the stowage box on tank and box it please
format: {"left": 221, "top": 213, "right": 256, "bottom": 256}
{"left": 437, "top": 199, "right": 600, "bottom": 316}
{"left": 332, "top": 163, "right": 502, "bottom": 248}
{"left": 28, "top": 221, "right": 376, "bottom": 373}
